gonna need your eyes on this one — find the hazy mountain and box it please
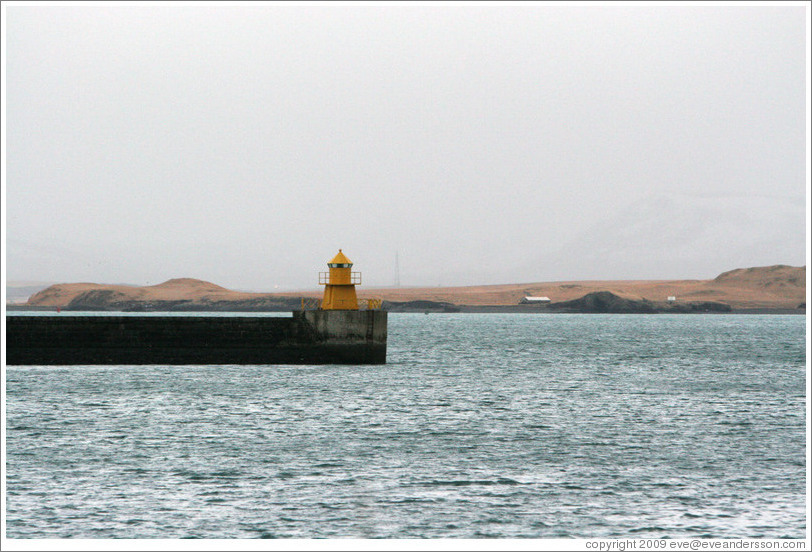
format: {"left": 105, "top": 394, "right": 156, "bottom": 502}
{"left": 531, "top": 192, "right": 806, "bottom": 281}
{"left": 5, "top": 283, "right": 55, "bottom": 304}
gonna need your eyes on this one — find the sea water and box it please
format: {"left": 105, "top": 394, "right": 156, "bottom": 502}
{"left": 4, "top": 313, "right": 806, "bottom": 539}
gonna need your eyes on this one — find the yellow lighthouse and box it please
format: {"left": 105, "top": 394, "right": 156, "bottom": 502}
{"left": 320, "top": 249, "right": 361, "bottom": 310}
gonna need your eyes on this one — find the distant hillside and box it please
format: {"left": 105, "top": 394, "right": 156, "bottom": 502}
{"left": 27, "top": 278, "right": 262, "bottom": 309}
{"left": 24, "top": 265, "right": 806, "bottom": 311}
{"left": 355, "top": 265, "right": 806, "bottom": 310}
{"left": 713, "top": 265, "right": 804, "bottom": 286}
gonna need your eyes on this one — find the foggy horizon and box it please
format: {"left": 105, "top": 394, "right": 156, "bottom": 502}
{"left": 3, "top": 3, "right": 809, "bottom": 292}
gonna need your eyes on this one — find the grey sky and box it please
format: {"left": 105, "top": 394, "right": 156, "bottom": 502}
{"left": 4, "top": 3, "right": 808, "bottom": 291}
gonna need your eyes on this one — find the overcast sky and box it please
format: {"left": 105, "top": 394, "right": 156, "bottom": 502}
{"left": 3, "top": 3, "right": 808, "bottom": 291}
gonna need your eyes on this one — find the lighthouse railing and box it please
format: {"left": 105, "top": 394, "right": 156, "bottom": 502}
{"left": 300, "top": 297, "right": 382, "bottom": 310}
{"left": 300, "top": 297, "right": 322, "bottom": 310}
{"left": 359, "top": 298, "right": 383, "bottom": 310}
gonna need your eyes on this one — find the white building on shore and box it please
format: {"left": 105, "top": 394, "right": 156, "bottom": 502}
{"left": 520, "top": 296, "right": 551, "bottom": 305}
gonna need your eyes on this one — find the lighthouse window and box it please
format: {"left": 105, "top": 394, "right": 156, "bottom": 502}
{"left": 329, "top": 263, "right": 352, "bottom": 268}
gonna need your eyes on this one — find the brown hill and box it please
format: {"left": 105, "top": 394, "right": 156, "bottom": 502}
{"left": 25, "top": 265, "right": 806, "bottom": 310}
{"left": 713, "top": 265, "right": 804, "bottom": 286}
{"left": 27, "top": 278, "right": 255, "bottom": 307}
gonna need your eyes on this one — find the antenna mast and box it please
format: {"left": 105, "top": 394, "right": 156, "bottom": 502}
{"left": 395, "top": 251, "right": 400, "bottom": 287}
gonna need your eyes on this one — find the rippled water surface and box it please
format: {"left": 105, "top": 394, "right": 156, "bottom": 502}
{"left": 5, "top": 313, "right": 806, "bottom": 538}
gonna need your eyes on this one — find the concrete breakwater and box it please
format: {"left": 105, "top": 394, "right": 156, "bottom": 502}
{"left": 6, "top": 310, "right": 387, "bottom": 365}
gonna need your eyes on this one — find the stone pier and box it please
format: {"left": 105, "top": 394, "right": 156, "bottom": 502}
{"left": 5, "top": 310, "right": 387, "bottom": 365}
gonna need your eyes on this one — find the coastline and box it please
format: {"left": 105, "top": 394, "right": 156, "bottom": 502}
{"left": 9, "top": 265, "right": 806, "bottom": 315}
{"left": 6, "top": 304, "right": 805, "bottom": 315}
